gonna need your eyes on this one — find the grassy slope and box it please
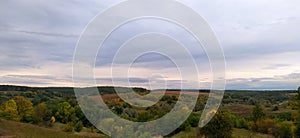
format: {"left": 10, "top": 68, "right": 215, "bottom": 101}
{"left": 0, "top": 118, "right": 275, "bottom": 138}
{"left": 232, "top": 128, "right": 274, "bottom": 138}
{"left": 172, "top": 128, "right": 273, "bottom": 138}
{"left": 0, "top": 118, "right": 107, "bottom": 138}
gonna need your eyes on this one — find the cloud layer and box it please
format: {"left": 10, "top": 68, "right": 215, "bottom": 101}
{"left": 0, "top": 0, "right": 300, "bottom": 90}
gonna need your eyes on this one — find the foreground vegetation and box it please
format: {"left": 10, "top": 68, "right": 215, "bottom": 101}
{"left": 0, "top": 117, "right": 109, "bottom": 138}
{"left": 0, "top": 85, "right": 299, "bottom": 137}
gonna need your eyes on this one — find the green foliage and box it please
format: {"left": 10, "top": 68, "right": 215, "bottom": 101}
{"left": 226, "top": 112, "right": 248, "bottom": 129}
{"left": 74, "top": 105, "right": 91, "bottom": 127}
{"left": 55, "top": 102, "right": 77, "bottom": 123}
{"left": 178, "top": 120, "right": 192, "bottom": 132}
{"left": 74, "top": 121, "right": 83, "bottom": 132}
{"left": 276, "top": 112, "right": 292, "bottom": 121}
{"left": 187, "top": 113, "right": 200, "bottom": 127}
{"left": 13, "top": 96, "right": 33, "bottom": 122}
{"left": 199, "top": 111, "right": 233, "bottom": 138}
{"left": 193, "top": 97, "right": 206, "bottom": 112}
{"left": 137, "top": 112, "right": 152, "bottom": 122}
{"left": 32, "top": 102, "right": 49, "bottom": 124}
{"left": 277, "top": 121, "right": 295, "bottom": 138}
{"left": 63, "top": 122, "right": 74, "bottom": 132}
{"left": 236, "top": 118, "right": 249, "bottom": 129}
{"left": 252, "top": 104, "right": 265, "bottom": 122}
{"left": 0, "top": 99, "right": 19, "bottom": 121}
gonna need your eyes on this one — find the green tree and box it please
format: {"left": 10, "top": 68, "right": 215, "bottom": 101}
{"left": 13, "top": 96, "right": 33, "bottom": 122}
{"left": 32, "top": 102, "right": 49, "bottom": 124}
{"left": 55, "top": 102, "right": 77, "bottom": 123}
{"left": 0, "top": 99, "right": 19, "bottom": 121}
{"left": 252, "top": 104, "right": 265, "bottom": 122}
{"left": 199, "top": 111, "right": 233, "bottom": 138}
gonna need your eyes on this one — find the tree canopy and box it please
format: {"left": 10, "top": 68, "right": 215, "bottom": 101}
{"left": 252, "top": 104, "right": 265, "bottom": 122}
{"left": 13, "top": 96, "right": 33, "bottom": 122}
{"left": 199, "top": 111, "right": 233, "bottom": 138}
{"left": 0, "top": 99, "right": 19, "bottom": 121}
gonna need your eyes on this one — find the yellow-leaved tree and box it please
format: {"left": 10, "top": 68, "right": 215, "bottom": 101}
{"left": 0, "top": 99, "right": 20, "bottom": 121}
{"left": 13, "top": 96, "right": 33, "bottom": 122}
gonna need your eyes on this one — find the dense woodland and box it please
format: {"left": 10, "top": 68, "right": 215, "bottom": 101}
{"left": 0, "top": 85, "right": 299, "bottom": 138}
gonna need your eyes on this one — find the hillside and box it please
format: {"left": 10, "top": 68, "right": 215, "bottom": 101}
{"left": 0, "top": 118, "right": 107, "bottom": 138}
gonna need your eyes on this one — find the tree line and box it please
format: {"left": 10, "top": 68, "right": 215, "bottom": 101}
{"left": 0, "top": 95, "right": 87, "bottom": 132}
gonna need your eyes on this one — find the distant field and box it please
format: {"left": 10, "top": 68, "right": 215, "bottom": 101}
{"left": 151, "top": 90, "right": 209, "bottom": 96}
{"left": 97, "top": 90, "right": 208, "bottom": 100}
{"left": 221, "top": 104, "right": 254, "bottom": 117}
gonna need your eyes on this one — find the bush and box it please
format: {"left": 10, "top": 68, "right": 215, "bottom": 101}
{"left": 74, "top": 121, "right": 83, "bottom": 132}
{"left": 277, "top": 112, "right": 292, "bottom": 121}
{"left": 248, "top": 121, "right": 256, "bottom": 131}
{"left": 188, "top": 113, "right": 200, "bottom": 127}
{"left": 277, "top": 121, "right": 295, "bottom": 138}
{"left": 236, "top": 118, "right": 249, "bottom": 129}
{"left": 256, "top": 119, "right": 276, "bottom": 134}
{"left": 199, "top": 111, "right": 233, "bottom": 138}
{"left": 63, "top": 122, "right": 73, "bottom": 132}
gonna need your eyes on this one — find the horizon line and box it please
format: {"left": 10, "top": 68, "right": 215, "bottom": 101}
{"left": 0, "top": 84, "right": 297, "bottom": 91}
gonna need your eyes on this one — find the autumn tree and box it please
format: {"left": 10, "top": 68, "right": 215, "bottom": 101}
{"left": 13, "top": 96, "right": 33, "bottom": 122}
{"left": 0, "top": 99, "right": 19, "bottom": 121}
{"left": 32, "top": 102, "right": 49, "bottom": 124}
{"left": 199, "top": 111, "right": 233, "bottom": 138}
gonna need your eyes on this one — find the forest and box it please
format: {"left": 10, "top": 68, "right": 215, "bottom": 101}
{"left": 0, "top": 85, "right": 299, "bottom": 138}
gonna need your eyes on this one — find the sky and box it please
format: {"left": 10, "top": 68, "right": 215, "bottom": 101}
{"left": 0, "top": 0, "right": 300, "bottom": 90}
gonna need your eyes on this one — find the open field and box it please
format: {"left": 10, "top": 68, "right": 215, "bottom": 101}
{"left": 98, "top": 90, "right": 209, "bottom": 100}
{"left": 220, "top": 104, "right": 254, "bottom": 117}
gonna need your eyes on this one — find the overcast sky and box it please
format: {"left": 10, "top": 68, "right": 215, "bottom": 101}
{"left": 0, "top": 0, "right": 300, "bottom": 90}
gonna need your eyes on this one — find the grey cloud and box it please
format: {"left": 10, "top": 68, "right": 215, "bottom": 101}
{"left": 0, "top": 74, "right": 72, "bottom": 86}
{"left": 0, "top": 0, "right": 300, "bottom": 89}
{"left": 96, "top": 77, "right": 149, "bottom": 84}
{"left": 14, "top": 29, "right": 78, "bottom": 38}
{"left": 227, "top": 72, "right": 300, "bottom": 90}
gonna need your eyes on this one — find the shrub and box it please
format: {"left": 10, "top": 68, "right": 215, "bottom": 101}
{"left": 63, "top": 122, "right": 73, "bottom": 132}
{"left": 74, "top": 121, "right": 83, "bottom": 132}
{"left": 236, "top": 118, "right": 249, "bottom": 129}
{"left": 199, "top": 111, "right": 233, "bottom": 138}
{"left": 256, "top": 119, "right": 276, "bottom": 134}
{"left": 277, "top": 121, "right": 295, "bottom": 138}
{"left": 248, "top": 121, "right": 256, "bottom": 131}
